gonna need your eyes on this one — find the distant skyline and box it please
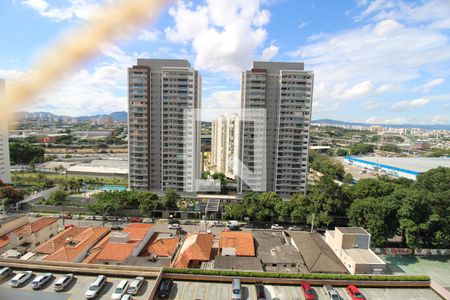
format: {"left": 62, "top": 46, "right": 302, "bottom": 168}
{"left": 1, "top": 0, "right": 450, "bottom": 124}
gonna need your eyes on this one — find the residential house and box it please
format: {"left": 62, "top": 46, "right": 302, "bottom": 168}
{"left": 173, "top": 233, "right": 214, "bottom": 268}
{"left": 325, "top": 227, "right": 387, "bottom": 274}
{"left": 219, "top": 232, "right": 255, "bottom": 256}
{"left": 8, "top": 217, "right": 58, "bottom": 250}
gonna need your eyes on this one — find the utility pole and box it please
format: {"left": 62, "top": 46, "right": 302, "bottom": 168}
{"left": 310, "top": 213, "right": 315, "bottom": 233}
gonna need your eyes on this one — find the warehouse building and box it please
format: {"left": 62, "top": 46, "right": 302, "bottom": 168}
{"left": 344, "top": 156, "right": 450, "bottom": 180}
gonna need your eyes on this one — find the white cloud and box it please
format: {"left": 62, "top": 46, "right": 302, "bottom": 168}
{"left": 413, "top": 78, "right": 445, "bottom": 93}
{"left": 202, "top": 90, "right": 240, "bottom": 121}
{"left": 137, "top": 29, "right": 160, "bottom": 42}
{"left": 391, "top": 98, "right": 430, "bottom": 111}
{"left": 21, "top": 0, "right": 100, "bottom": 22}
{"left": 298, "top": 21, "right": 311, "bottom": 29}
{"left": 261, "top": 43, "right": 279, "bottom": 60}
{"left": 340, "top": 80, "right": 374, "bottom": 99}
{"left": 165, "top": 0, "right": 270, "bottom": 75}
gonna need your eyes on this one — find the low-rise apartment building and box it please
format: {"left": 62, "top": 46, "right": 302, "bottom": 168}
{"left": 8, "top": 217, "right": 58, "bottom": 250}
{"left": 325, "top": 227, "right": 386, "bottom": 274}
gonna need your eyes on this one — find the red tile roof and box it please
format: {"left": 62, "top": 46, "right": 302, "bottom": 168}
{"left": 0, "top": 235, "right": 9, "bottom": 249}
{"left": 173, "top": 233, "right": 214, "bottom": 268}
{"left": 219, "top": 232, "right": 255, "bottom": 256}
{"left": 35, "top": 227, "right": 87, "bottom": 254}
{"left": 91, "top": 223, "right": 154, "bottom": 262}
{"left": 82, "top": 233, "right": 111, "bottom": 264}
{"left": 12, "top": 217, "right": 58, "bottom": 237}
{"left": 140, "top": 233, "right": 180, "bottom": 257}
{"left": 43, "top": 227, "right": 110, "bottom": 263}
{"left": 123, "top": 223, "right": 153, "bottom": 240}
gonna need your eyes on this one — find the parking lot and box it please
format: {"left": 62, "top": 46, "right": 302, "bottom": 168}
{"left": 0, "top": 270, "right": 155, "bottom": 300}
{"left": 160, "top": 281, "right": 442, "bottom": 300}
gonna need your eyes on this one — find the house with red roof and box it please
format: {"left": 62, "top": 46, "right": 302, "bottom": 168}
{"left": 91, "top": 223, "right": 155, "bottom": 265}
{"left": 219, "top": 232, "right": 255, "bottom": 257}
{"left": 173, "top": 233, "right": 214, "bottom": 268}
{"left": 8, "top": 217, "right": 59, "bottom": 250}
{"left": 35, "top": 226, "right": 110, "bottom": 263}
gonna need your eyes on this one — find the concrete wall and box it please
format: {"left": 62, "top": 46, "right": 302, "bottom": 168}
{"left": 0, "top": 215, "right": 28, "bottom": 236}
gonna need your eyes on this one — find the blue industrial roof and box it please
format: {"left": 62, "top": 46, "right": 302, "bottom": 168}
{"left": 344, "top": 156, "right": 421, "bottom": 176}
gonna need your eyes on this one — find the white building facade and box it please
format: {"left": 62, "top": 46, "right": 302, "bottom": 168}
{"left": 211, "top": 114, "right": 240, "bottom": 179}
{"left": 238, "top": 62, "right": 313, "bottom": 198}
{"left": 0, "top": 79, "right": 11, "bottom": 184}
{"left": 128, "top": 59, "right": 201, "bottom": 192}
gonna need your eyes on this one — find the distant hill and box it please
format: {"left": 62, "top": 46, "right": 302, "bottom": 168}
{"left": 12, "top": 111, "right": 128, "bottom": 122}
{"left": 313, "top": 119, "right": 450, "bottom": 131}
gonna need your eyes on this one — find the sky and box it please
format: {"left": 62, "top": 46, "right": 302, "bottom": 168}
{"left": 0, "top": 0, "right": 450, "bottom": 124}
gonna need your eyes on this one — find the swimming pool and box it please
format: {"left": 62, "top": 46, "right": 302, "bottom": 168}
{"left": 98, "top": 185, "right": 127, "bottom": 191}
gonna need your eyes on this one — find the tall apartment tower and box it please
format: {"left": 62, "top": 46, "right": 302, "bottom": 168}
{"left": 128, "top": 59, "right": 201, "bottom": 192}
{"left": 0, "top": 79, "right": 11, "bottom": 184}
{"left": 238, "top": 62, "right": 313, "bottom": 198}
{"left": 211, "top": 114, "right": 240, "bottom": 179}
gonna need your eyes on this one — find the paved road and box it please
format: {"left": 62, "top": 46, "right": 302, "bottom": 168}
{"left": 0, "top": 271, "right": 154, "bottom": 300}
{"left": 165, "top": 281, "right": 443, "bottom": 300}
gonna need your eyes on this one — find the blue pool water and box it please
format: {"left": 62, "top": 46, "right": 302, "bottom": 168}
{"left": 98, "top": 185, "right": 127, "bottom": 191}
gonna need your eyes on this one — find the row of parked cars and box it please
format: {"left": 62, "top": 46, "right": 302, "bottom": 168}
{"left": 230, "top": 279, "right": 365, "bottom": 300}
{"left": 46, "top": 213, "right": 155, "bottom": 223}
{"left": 0, "top": 267, "right": 145, "bottom": 299}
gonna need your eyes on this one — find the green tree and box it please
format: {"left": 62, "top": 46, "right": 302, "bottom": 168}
{"left": 349, "top": 143, "right": 375, "bottom": 155}
{"left": 380, "top": 144, "right": 401, "bottom": 153}
{"left": 335, "top": 148, "right": 348, "bottom": 156}
{"left": 139, "top": 192, "right": 162, "bottom": 217}
{"left": 48, "top": 189, "right": 68, "bottom": 206}
{"left": 415, "top": 166, "right": 450, "bottom": 193}
{"left": 224, "top": 203, "right": 246, "bottom": 220}
{"left": 9, "top": 142, "right": 45, "bottom": 164}
{"left": 162, "top": 188, "right": 180, "bottom": 210}
{"left": 345, "top": 178, "right": 396, "bottom": 201}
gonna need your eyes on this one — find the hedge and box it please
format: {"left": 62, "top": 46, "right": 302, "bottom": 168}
{"left": 163, "top": 268, "right": 430, "bottom": 282}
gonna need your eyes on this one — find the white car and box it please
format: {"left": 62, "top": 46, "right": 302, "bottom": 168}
{"left": 168, "top": 223, "right": 181, "bottom": 230}
{"left": 142, "top": 218, "right": 154, "bottom": 223}
{"left": 85, "top": 275, "right": 107, "bottom": 299}
{"left": 84, "top": 216, "right": 95, "bottom": 221}
{"left": 121, "top": 295, "right": 133, "bottom": 300}
{"left": 111, "top": 280, "right": 128, "bottom": 300}
{"left": 127, "top": 277, "right": 144, "bottom": 295}
{"left": 54, "top": 273, "right": 74, "bottom": 292}
{"left": 270, "top": 224, "right": 284, "bottom": 230}
{"left": 0, "top": 267, "right": 13, "bottom": 279}
{"left": 31, "top": 273, "right": 53, "bottom": 290}
{"left": 9, "top": 271, "right": 33, "bottom": 287}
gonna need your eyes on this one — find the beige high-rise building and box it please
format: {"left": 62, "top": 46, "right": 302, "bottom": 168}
{"left": 238, "top": 62, "right": 313, "bottom": 198}
{"left": 211, "top": 114, "right": 240, "bottom": 179}
{"left": 128, "top": 59, "right": 201, "bottom": 192}
{"left": 0, "top": 79, "right": 11, "bottom": 184}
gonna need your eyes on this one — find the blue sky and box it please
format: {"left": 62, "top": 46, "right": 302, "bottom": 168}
{"left": 0, "top": 0, "right": 450, "bottom": 124}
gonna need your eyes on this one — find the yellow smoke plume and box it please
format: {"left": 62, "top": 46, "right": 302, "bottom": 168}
{"left": 0, "top": 0, "right": 168, "bottom": 118}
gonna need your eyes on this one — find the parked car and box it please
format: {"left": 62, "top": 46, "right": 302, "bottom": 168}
{"left": 0, "top": 267, "right": 13, "bottom": 279}
{"left": 211, "top": 221, "right": 223, "bottom": 227}
{"left": 229, "top": 225, "right": 241, "bottom": 231}
{"left": 73, "top": 214, "right": 81, "bottom": 220}
{"left": 168, "top": 223, "right": 181, "bottom": 230}
{"left": 288, "top": 225, "right": 302, "bottom": 231}
{"left": 324, "top": 285, "right": 340, "bottom": 300}
{"left": 31, "top": 273, "right": 53, "bottom": 290}
{"left": 63, "top": 214, "right": 73, "bottom": 219}
{"left": 106, "top": 216, "right": 117, "bottom": 222}
{"left": 51, "top": 214, "right": 61, "bottom": 219}
{"left": 54, "top": 273, "right": 74, "bottom": 292}
{"left": 121, "top": 295, "right": 133, "bottom": 300}
{"left": 157, "top": 279, "right": 173, "bottom": 298}
{"left": 168, "top": 219, "right": 180, "bottom": 224}
{"left": 94, "top": 216, "right": 104, "bottom": 221}
{"left": 130, "top": 217, "right": 142, "bottom": 223}
{"left": 301, "top": 282, "right": 315, "bottom": 300}
{"left": 271, "top": 224, "right": 284, "bottom": 230}
{"left": 346, "top": 285, "right": 364, "bottom": 300}
{"left": 182, "top": 220, "right": 194, "bottom": 225}
{"left": 118, "top": 217, "right": 129, "bottom": 223}
{"left": 85, "top": 275, "right": 107, "bottom": 299}
{"left": 227, "top": 220, "right": 239, "bottom": 227}
{"left": 111, "top": 279, "right": 129, "bottom": 300}
{"left": 64, "top": 224, "right": 75, "bottom": 229}
{"left": 255, "top": 283, "right": 266, "bottom": 300}
{"left": 231, "top": 278, "right": 241, "bottom": 300}
{"left": 126, "top": 276, "right": 144, "bottom": 295}
{"left": 84, "top": 216, "right": 95, "bottom": 221}
{"left": 9, "top": 271, "right": 33, "bottom": 287}
{"left": 142, "top": 218, "right": 154, "bottom": 223}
